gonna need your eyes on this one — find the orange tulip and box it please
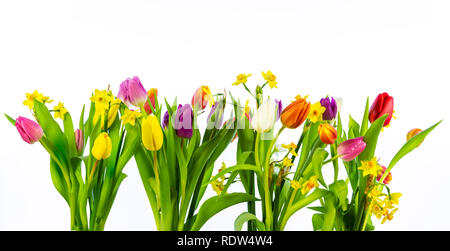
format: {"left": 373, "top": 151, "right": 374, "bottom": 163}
{"left": 318, "top": 124, "right": 337, "bottom": 144}
{"left": 407, "top": 128, "right": 423, "bottom": 147}
{"left": 280, "top": 96, "right": 310, "bottom": 129}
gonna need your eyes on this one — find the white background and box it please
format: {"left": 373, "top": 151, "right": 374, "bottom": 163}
{"left": 1, "top": 0, "right": 449, "bottom": 230}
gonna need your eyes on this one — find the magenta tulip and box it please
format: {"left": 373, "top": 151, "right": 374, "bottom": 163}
{"left": 117, "top": 76, "right": 148, "bottom": 107}
{"left": 337, "top": 136, "right": 366, "bottom": 161}
{"left": 15, "top": 116, "right": 43, "bottom": 144}
{"left": 75, "top": 129, "right": 84, "bottom": 153}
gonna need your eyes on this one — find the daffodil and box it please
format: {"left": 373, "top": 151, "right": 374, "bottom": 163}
{"left": 384, "top": 193, "right": 402, "bottom": 209}
{"left": 121, "top": 109, "right": 142, "bottom": 126}
{"left": 90, "top": 89, "right": 113, "bottom": 111}
{"left": 53, "top": 102, "right": 68, "bottom": 120}
{"left": 358, "top": 157, "right": 382, "bottom": 177}
{"left": 281, "top": 142, "right": 298, "bottom": 156}
{"left": 211, "top": 162, "right": 227, "bottom": 195}
{"left": 301, "top": 176, "right": 319, "bottom": 195}
{"left": 233, "top": 73, "right": 252, "bottom": 86}
{"left": 307, "top": 102, "right": 326, "bottom": 123}
{"left": 282, "top": 157, "right": 293, "bottom": 167}
{"left": 381, "top": 208, "right": 398, "bottom": 224}
{"left": 241, "top": 99, "right": 251, "bottom": 120}
{"left": 23, "top": 90, "right": 53, "bottom": 109}
{"left": 262, "top": 71, "right": 277, "bottom": 89}
{"left": 291, "top": 180, "right": 301, "bottom": 190}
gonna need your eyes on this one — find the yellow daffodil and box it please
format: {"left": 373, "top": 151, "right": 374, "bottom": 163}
{"left": 384, "top": 193, "right": 402, "bottom": 209}
{"left": 358, "top": 157, "right": 382, "bottom": 177}
{"left": 121, "top": 109, "right": 142, "bottom": 126}
{"left": 90, "top": 89, "right": 113, "bottom": 111}
{"left": 301, "top": 176, "right": 319, "bottom": 195}
{"left": 281, "top": 142, "right": 298, "bottom": 156}
{"left": 307, "top": 102, "right": 326, "bottom": 123}
{"left": 241, "top": 99, "right": 250, "bottom": 120}
{"left": 233, "top": 73, "right": 252, "bottom": 86}
{"left": 23, "top": 90, "right": 53, "bottom": 109}
{"left": 53, "top": 102, "right": 68, "bottom": 120}
{"left": 91, "top": 132, "right": 112, "bottom": 160}
{"left": 381, "top": 208, "right": 398, "bottom": 224}
{"left": 291, "top": 180, "right": 301, "bottom": 190}
{"left": 262, "top": 71, "right": 277, "bottom": 89}
{"left": 282, "top": 157, "right": 294, "bottom": 167}
{"left": 141, "top": 115, "right": 163, "bottom": 151}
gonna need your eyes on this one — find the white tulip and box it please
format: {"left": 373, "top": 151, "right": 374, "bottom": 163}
{"left": 251, "top": 99, "right": 278, "bottom": 133}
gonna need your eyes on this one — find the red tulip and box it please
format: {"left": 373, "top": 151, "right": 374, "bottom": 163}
{"left": 144, "top": 88, "right": 158, "bottom": 114}
{"left": 369, "top": 92, "right": 394, "bottom": 127}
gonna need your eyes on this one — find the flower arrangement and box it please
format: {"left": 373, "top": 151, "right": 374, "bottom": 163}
{"left": 5, "top": 72, "right": 441, "bottom": 231}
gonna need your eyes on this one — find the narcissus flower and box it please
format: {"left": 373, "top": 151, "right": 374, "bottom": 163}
{"left": 318, "top": 124, "right": 337, "bottom": 145}
{"left": 291, "top": 180, "right": 301, "bottom": 190}
{"left": 15, "top": 116, "right": 43, "bottom": 144}
{"left": 232, "top": 73, "right": 252, "bottom": 86}
{"left": 117, "top": 76, "right": 148, "bottom": 107}
{"left": 262, "top": 71, "right": 277, "bottom": 89}
{"left": 90, "top": 89, "right": 113, "bottom": 111}
{"left": 141, "top": 115, "right": 163, "bottom": 151}
{"left": 320, "top": 97, "right": 337, "bottom": 121}
{"left": 241, "top": 99, "right": 251, "bottom": 121}
{"left": 23, "top": 90, "right": 53, "bottom": 109}
{"left": 53, "top": 102, "right": 68, "bottom": 120}
{"left": 75, "top": 129, "right": 84, "bottom": 154}
{"left": 377, "top": 164, "right": 392, "bottom": 184}
{"left": 281, "top": 142, "right": 298, "bottom": 156}
{"left": 369, "top": 92, "right": 394, "bottom": 127}
{"left": 191, "top": 86, "right": 214, "bottom": 110}
{"left": 280, "top": 95, "right": 310, "bottom": 129}
{"left": 307, "top": 102, "right": 326, "bottom": 123}
{"left": 301, "top": 176, "right": 319, "bottom": 195}
{"left": 174, "top": 104, "right": 194, "bottom": 138}
{"left": 144, "top": 88, "right": 158, "bottom": 114}
{"left": 282, "top": 157, "right": 294, "bottom": 167}
{"left": 358, "top": 157, "right": 382, "bottom": 177}
{"left": 91, "top": 132, "right": 112, "bottom": 160}
{"left": 121, "top": 109, "right": 142, "bottom": 126}
{"left": 337, "top": 136, "right": 366, "bottom": 161}
{"left": 251, "top": 99, "right": 278, "bottom": 133}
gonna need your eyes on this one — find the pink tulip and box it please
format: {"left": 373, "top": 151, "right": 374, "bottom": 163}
{"left": 337, "top": 136, "right": 366, "bottom": 161}
{"left": 377, "top": 165, "right": 392, "bottom": 184}
{"left": 15, "top": 116, "right": 43, "bottom": 144}
{"left": 117, "top": 76, "right": 147, "bottom": 107}
{"left": 75, "top": 129, "right": 84, "bottom": 153}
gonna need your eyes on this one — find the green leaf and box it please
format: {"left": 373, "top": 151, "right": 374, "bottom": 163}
{"left": 283, "top": 188, "right": 329, "bottom": 227}
{"left": 348, "top": 115, "right": 360, "bottom": 139}
{"left": 322, "top": 194, "right": 337, "bottom": 231}
{"left": 360, "top": 97, "right": 370, "bottom": 136}
{"left": 312, "top": 148, "right": 329, "bottom": 188}
{"left": 49, "top": 157, "right": 69, "bottom": 204}
{"left": 312, "top": 213, "right": 324, "bottom": 231}
{"left": 4, "top": 113, "right": 16, "bottom": 126}
{"left": 234, "top": 212, "right": 266, "bottom": 231}
{"left": 358, "top": 114, "right": 388, "bottom": 161}
{"left": 329, "top": 180, "right": 348, "bottom": 210}
{"left": 190, "top": 193, "right": 259, "bottom": 231}
{"left": 207, "top": 164, "right": 261, "bottom": 186}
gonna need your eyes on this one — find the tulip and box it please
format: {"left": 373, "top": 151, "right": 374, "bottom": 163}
{"left": 141, "top": 115, "right": 164, "bottom": 151}
{"left": 191, "top": 86, "right": 213, "bottom": 110}
{"left": 320, "top": 97, "right": 337, "bottom": 121}
{"left": 207, "top": 100, "right": 225, "bottom": 129}
{"left": 174, "top": 104, "right": 194, "bottom": 138}
{"left": 144, "top": 88, "right": 158, "bottom": 115}
{"left": 369, "top": 92, "right": 394, "bottom": 127}
{"left": 280, "top": 96, "right": 311, "bottom": 129}
{"left": 117, "top": 76, "right": 148, "bottom": 107}
{"left": 75, "top": 129, "right": 84, "bottom": 153}
{"left": 274, "top": 99, "right": 282, "bottom": 120}
{"left": 162, "top": 111, "right": 169, "bottom": 129}
{"left": 337, "top": 136, "right": 366, "bottom": 161}
{"left": 377, "top": 165, "right": 392, "bottom": 185}
{"left": 15, "top": 116, "right": 43, "bottom": 144}
{"left": 251, "top": 99, "right": 278, "bottom": 133}
{"left": 407, "top": 128, "right": 423, "bottom": 147}
{"left": 91, "top": 132, "right": 112, "bottom": 160}
{"left": 318, "top": 124, "right": 337, "bottom": 144}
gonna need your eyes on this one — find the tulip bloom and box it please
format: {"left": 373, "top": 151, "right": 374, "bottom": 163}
{"left": 207, "top": 101, "right": 225, "bottom": 129}
{"left": 92, "top": 132, "right": 112, "bottom": 160}
{"left": 251, "top": 99, "right": 278, "bottom": 133}
{"left": 337, "top": 136, "right": 366, "bottom": 161}
{"left": 75, "top": 129, "right": 84, "bottom": 153}
{"left": 407, "top": 128, "right": 423, "bottom": 147}
{"left": 144, "top": 88, "right": 158, "bottom": 115}
{"left": 142, "top": 115, "right": 163, "bottom": 151}
{"left": 377, "top": 164, "right": 392, "bottom": 185}
{"left": 320, "top": 97, "right": 337, "bottom": 121}
{"left": 117, "top": 76, "right": 148, "bottom": 107}
{"left": 15, "top": 116, "right": 43, "bottom": 144}
{"left": 162, "top": 111, "right": 170, "bottom": 129}
{"left": 174, "top": 104, "right": 194, "bottom": 138}
{"left": 274, "top": 99, "right": 282, "bottom": 121}
{"left": 318, "top": 124, "right": 337, "bottom": 144}
{"left": 191, "top": 86, "right": 214, "bottom": 110}
{"left": 280, "top": 95, "right": 310, "bottom": 129}
{"left": 369, "top": 92, "right": 394, "bottom": 127}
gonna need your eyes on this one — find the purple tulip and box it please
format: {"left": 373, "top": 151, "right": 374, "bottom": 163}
{"left": 320, "top": 97, "right": 337, "bottom": 121}
{"left": 15, "top": 116, "right": 43, "bottom": 144}
{"left": 274, "top": 99, "right": 283, "bottom": 120}
{"left": 207, "top": 101, "right": 225, "bottom": 129}
{"left": 162, "top": 111, "right": 170, "bottom": 129}
{"left": 174, "top": 104, "right": 193, "bottom": 138}
{"left": 75, "top": 129, "right": 84, "bottom": 153}
{"left": 337, "top": 136, "right": 366, "bottom": 161}
{"left": 117, "top": 76, "right": 147, "bottom": 107}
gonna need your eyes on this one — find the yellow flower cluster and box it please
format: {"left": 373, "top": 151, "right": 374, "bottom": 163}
{"left": 368, "top": 188, "right": 402, "bottom": 224}
{"left": 281, "top": 142, "right": 298, "bottom": 156}
{"left": 23, "top": 90, "right": 53, "bottom": 109}
{"left": 291, "top": 176, "right": 319, "bottom": 195}
{"left": 90, "top": 89, "right": 122, "bottom": 129}
{"left": 358, "top": 157, "right": 382, "bottom": 177}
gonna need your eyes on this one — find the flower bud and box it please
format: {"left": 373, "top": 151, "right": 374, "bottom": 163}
{"left": 117, "top": 76, "right": 147, "bottom": 107}
{"left": 141, "top": 115, "right": 163, "bottom": 151}
{"left": 369, "top": 92, "right": 394, "bottom": 127}
{"left": 174, "top": 104, "right": 194, "bottom": 138}
{"left": 318, "top": 124, "right": 337, "bottom": 144}
{"left": 75, "top": 129, "right": 84, "bottom": 154}
{"left": 280, "top": 96, "right": 311, "bottom": 129}
{"left": 337, "top": 136, "right": 366, "bottom": 162}
{"left": 144, "top": 88, "right": 158, "bottom": 115}
{"left": 15, "top": 116, "right": 43, "bottom": 144}
{"left": 91, "top": 132, "right": 112, "bottom": 160}
{"left": 320, "top": 97, "right": 337, "bottom": 121}
{"left": 251, "top": 99, "right": 278, "bottom": 133}
{"left": 191, "top": 86, "right": 213, "bottom": 110}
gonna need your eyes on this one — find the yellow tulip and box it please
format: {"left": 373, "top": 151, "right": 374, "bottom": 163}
{"left": 92, "top": 132, "right": 112, "bottom": 160}
{"left": 142, "top": 115, "right": 163, "bottom": 151}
